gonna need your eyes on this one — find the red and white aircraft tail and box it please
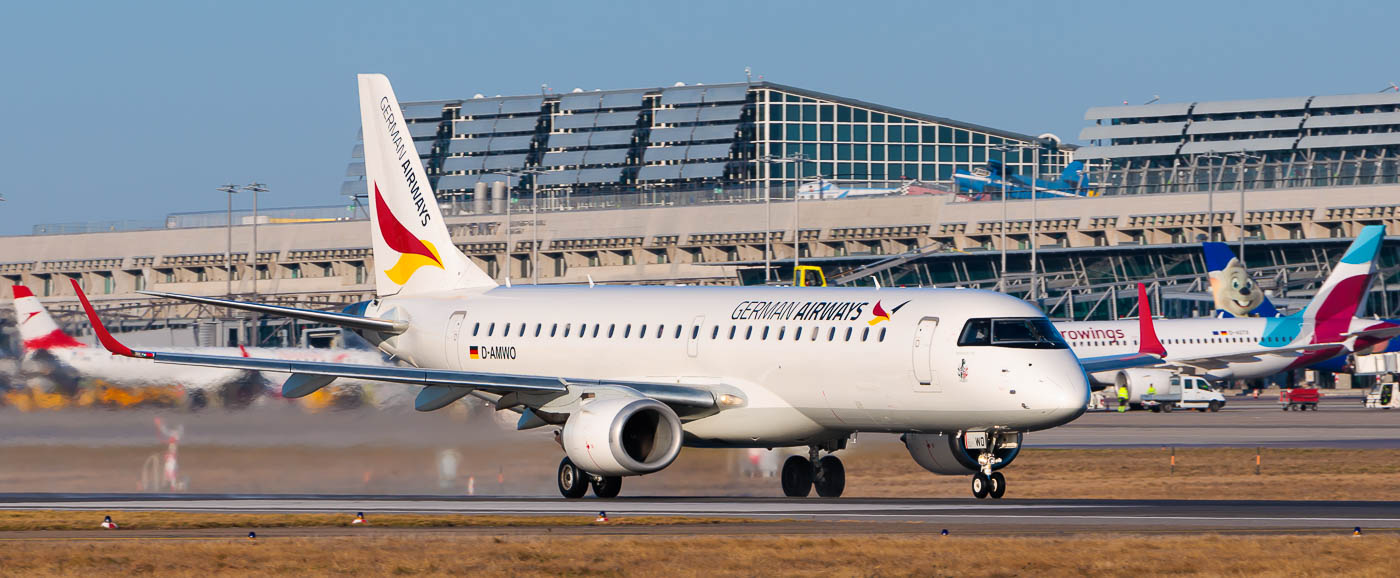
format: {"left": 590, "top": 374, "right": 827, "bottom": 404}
{"left": 11, "top": 286, "right": 85, "bottom": 352}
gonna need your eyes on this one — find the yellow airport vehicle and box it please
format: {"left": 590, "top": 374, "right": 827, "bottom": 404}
{"left": 793, "top": 265, "right": 826, "bottom": 287}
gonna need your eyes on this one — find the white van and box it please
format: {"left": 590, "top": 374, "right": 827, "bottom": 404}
{"left": 1142, "top": 374, "right": 1226, "bottom": 413}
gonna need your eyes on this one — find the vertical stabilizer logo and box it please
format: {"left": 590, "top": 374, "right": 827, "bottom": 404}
{"left": 374, "top": 182, "right": 444, "bottom": 285}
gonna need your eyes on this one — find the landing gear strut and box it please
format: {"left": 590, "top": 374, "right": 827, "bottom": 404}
{"left": 781, "top": 442, "right": 847, "bottom": 498}
{"left": 971, "top": 433, "right": 1009, "bottom": 500}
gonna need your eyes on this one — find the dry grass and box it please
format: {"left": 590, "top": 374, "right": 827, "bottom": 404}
{"left": 0, "top": 510, "right": 755, "bottom": 532}
{"left": 0, "top": 533, "right": 1394, "bottom": 577}
{"left": 844, "top": 446, "right": 1400, "bottom": 500}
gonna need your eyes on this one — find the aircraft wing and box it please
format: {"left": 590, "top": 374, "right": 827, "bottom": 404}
{"left": 76, "top": 282, "right": 721, "bottom": 417}
{"left": 138, "top": 289, "right": 407, "bottom": 334}
{"left": 1076, "top": 283, "right": 1168, "bottom": 374}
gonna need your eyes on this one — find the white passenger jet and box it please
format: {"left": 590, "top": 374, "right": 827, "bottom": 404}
{"left": 1056, "top": 225, "right": 1399, "bottom": 402}
{"left": 73, "top": 74, "right": 1167, "bottom": 499}
{"left": 10, "top": 285, "right": 391, "bottom": 408}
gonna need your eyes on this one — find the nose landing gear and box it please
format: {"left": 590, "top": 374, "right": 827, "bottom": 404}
{"left": 971, "top": 435, "right": 1009, "bottom": 499}
{"left": 781, "top": 441, "right": 848, "bottom": 498}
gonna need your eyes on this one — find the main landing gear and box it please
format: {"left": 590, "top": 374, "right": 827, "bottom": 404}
{"left": 557, "top": 457, "right": 622, "bottom": 499}
{"left": 781, "top": 443, "right": 846, "bottom": 498}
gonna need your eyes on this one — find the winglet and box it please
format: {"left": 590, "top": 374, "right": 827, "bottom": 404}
{"left": 1137, "top": 283, "right": 1166, "bottom": 357}
{"left": 70, "top": 279, "right": 147, "bottom": 358}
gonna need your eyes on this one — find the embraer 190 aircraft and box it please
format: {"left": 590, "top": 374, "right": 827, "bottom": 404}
{"left": 74, "top": 74, "right": 1166, "bottom": 500}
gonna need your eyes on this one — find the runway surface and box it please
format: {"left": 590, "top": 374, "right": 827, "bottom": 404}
{"left": 2, "top": 493, "right": 1396, "bottom": 534}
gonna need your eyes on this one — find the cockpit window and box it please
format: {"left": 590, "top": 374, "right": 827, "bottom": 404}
{"left": 958, "top": 317, "right": 1068, "bottom": 349}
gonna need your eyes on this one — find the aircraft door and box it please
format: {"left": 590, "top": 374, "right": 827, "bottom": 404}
{"left": 445, "top": 311, "right": 467, "bottom": 370}
{"left": 687, "top": 315, "right": 704, "bottom": 358}
{"left": 911, "top": 317, "right": 941, "bottom": 392}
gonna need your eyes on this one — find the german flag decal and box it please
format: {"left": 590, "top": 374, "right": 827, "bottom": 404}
{"left": 469, "top": 345, "right": 480, "bottom": 360}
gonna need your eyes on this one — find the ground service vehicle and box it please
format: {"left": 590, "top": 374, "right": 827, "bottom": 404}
{"left": 1280, "top": 388, "right": 1321, "bottom": 411}
{"left": 1142, "top": 374, "right": 1226, "bottom": 412}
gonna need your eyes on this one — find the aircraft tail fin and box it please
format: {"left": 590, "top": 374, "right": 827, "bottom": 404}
{"left": 1059, "top": 161, "right": 1086, "bottom": 190}
{"left": 1203, "top": 242, "right": 1279, "bottom": 318}
{"left": 10, "top": 285, "right": 85, "bottom": 351}
{"left": 1300, "top": 225, "right": 1385, "bottom": 341}
{"left": 358, "top": 73, "right": 497, "bottom": 297}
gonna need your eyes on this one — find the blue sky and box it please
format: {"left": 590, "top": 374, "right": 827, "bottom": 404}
{"left": 1, "top": 0, "right": 1395, "bottom": 235}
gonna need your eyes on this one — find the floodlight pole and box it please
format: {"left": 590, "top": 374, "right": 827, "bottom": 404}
{"left": 1200, "top": 151, "right": 1223, "bottom": 243}
{"left": 991, "top": 144, "right": 1019, "bottom": 288}
{"left": 242, "top": 183, "right": 268, "bottom": 296}
{"left": 215, "top": 184, "right": 240, "bottom": 298}
{"left": 1229, "top": 151, "right": 1260, "bottom": 262}
{"left": 491, "top": 169, "right": 544, "bottom": 284}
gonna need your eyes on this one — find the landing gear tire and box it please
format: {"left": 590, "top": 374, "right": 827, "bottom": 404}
{"left": 988, "top": 471, "right": 1006, "bottom": 499}
{"left": 591, "top": 475, "right": 622, "bottom": 499}
{"left": 557, "top": 457, "right": 588, "bottom": 499}
{"left": 781, "top": 455, "right": 813, "bottom": 497}
{"left": 971, "top": 472, "right": 990, "bottom": 499}
{"left": 813, "top": 455, "right": 846, "bottom": 498}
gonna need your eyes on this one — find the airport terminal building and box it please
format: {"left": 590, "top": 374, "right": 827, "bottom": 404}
{"left": 341, "top": 81, "right": 1073, "bottom": 205}
{"left": 4, "top": 86, "right": 1400, "bottom": 355}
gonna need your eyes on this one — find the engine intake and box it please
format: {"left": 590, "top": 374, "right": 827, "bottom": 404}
{"left": 561, "top": 397, "right": 683, "bottom": 477}
{"left": 903, "top": 432, "right": 1021, "bottom": 475}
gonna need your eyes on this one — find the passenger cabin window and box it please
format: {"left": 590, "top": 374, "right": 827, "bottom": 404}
{"left": 711, "top": 326, "right": 719, "bottom": 339}
{"left": 957, "top": 318, "right": 1068, "bottom": 349}
{"left": 534, "top": 324, "right": 541, "bottom": 337}
{"left": 593, "top": 325, "right": 601, "bottom": 338}
{"left": 729, "top": 326, "right": 736, "bottom": 339}
{"left": 550, "top": 323, "right": 558, "bottom": 337}
{"left": 794, "top": 327, "right": 802, "bottom": 341}
{"left": 563, "top": 323, "right": 571, "bottom": 337}
{"left": 762, "top": 326, "right": 770, "bottom": 340}
{"left": 472, "top": 322, "right": 480, "bottom": 337}
{"left": 811, "top": 327, "right": 819, "bottom": 341}
{"left": 777, "top": 327, "right": 786, "bottom": 340}
{"left": 861, "top": 327, "right": 870, "bottom": 341}
{"left": 639, "top": 324, "right": 647, "bottom": 338}
{"left": 488, "top": 322, "right": 496, "bottom": 336}
{"left": 656, "top": 325, "right": 664, "bottom": 338}
{"left": 691, "top": 325, "right": 700, "bottom": 339}
{"left": 624, "top": 324, "right": 631, "bottom": 338}
{"left": 745, "top": 326, "right": 753, "bottom": 340}
{"left": 608, "top": 324, "right": 615, "bottom": 338}
{"left": 503, "top": 323, "right": 511, "bottom": 336}
{"left": 828, "top": 327, "right": 836, "bottom": 341}
{"left": 879, "top": 327, "right": 887, "bottom": 342}
{"left": 519, "top": 324, "right": 526, "bottom": 337}
{"left": 844, "top": 327, "right": 853, "bottom": 341}
{"left": 675, "top": 325, "right": 682, "bottom": 339}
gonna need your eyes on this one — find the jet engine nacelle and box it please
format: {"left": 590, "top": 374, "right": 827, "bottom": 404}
{"left": 561, "top": 396, "right": 683, "bottom": 477}
{"left": 1114, "top": 368, "right": 1177, "bottom": 404}
{"left": 902, "top": 432, "right": 1021, "bottom": 475}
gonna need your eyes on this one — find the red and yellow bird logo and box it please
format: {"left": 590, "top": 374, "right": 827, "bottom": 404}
{"left": 868, "top": 300, "right": 911, "bottom": 326}
{"left": 374, "top": 182, "right": 444, "bottom": 284}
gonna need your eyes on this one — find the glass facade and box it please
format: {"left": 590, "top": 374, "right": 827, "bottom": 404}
{"left": 342, "top": 82, "right": 1071, "bottom": 204}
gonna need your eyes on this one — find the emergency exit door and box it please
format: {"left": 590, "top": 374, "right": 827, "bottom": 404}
{"left": 912, "top": 317, "right": 940, "bottom": 391}
{"left": 445, "top": 311, "right": 467, "bottom": 370}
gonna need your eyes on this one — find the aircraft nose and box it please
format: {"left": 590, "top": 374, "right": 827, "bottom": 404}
{"left": 1035, "top": 353, "right": 1090, "bottom": 428}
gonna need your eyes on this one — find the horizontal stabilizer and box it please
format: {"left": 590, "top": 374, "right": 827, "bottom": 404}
{"left": 138, "top": 290, "right": 407, "bottom": 334}
{"left": 283, "top": 373, "right": 337, "bottom": 399}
